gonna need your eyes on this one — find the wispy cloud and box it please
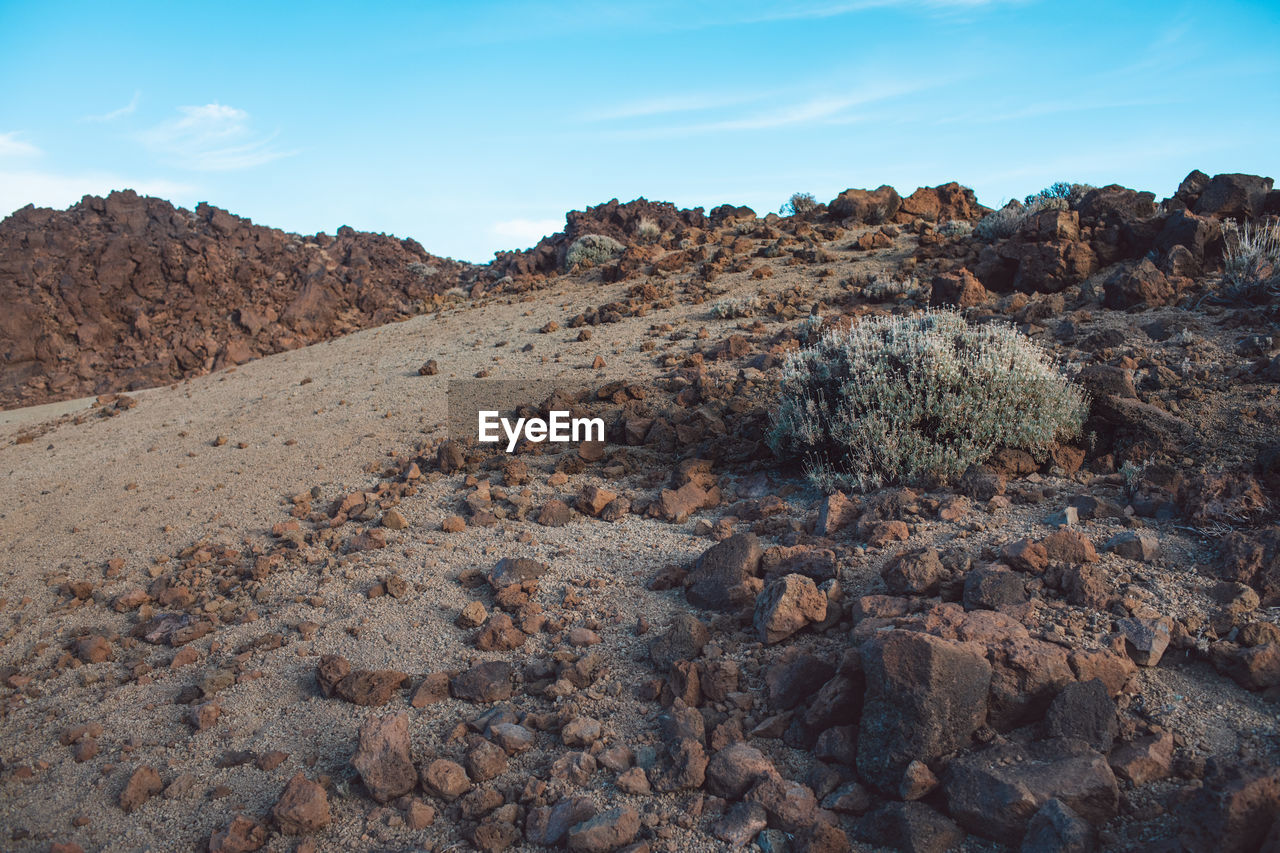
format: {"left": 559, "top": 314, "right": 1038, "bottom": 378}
{"left": 0, "top": 170, "right": 196, "bottom": 217}
{"left": 0, "top": 132, "right": 41, "bottom": 158}
{"left": 490, "top": 217, "right": 562, "bottom": 246}
{"left": 82, "top": 91, "right": 141, "bottom": 123}
{"left": 138, "top": 103, "right": 294, "bottom": 171}
{"left": 600, "top": 80, "right": 931, "bottom": 139}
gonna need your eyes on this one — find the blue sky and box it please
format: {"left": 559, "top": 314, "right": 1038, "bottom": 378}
{"left": 1, "top": 0, "right": 1277, "bottom": 262}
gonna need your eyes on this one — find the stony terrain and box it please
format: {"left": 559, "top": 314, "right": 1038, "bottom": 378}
{"left": 1, "top": 172, "right": 1279, "bottom": 853}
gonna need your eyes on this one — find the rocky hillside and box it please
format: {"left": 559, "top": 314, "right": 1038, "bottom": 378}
{"left": 5, "top": 173, "right": 1273, "bottom": 412}
{"left": 2, "top": 169, "right": 1280, "bottom": 853}
{"left": 0, "top": 191, "right": 481, "bottom": 409}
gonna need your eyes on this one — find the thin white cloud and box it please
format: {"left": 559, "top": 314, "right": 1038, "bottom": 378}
{"left": 82, "top": 91, "right": 141, "bottom": 123}
{"left": 490, "top": 218, "right": 562, "bottom": 246}
{"left": 138, "top": 103, "right": 294, "bottom": 171}
{"left": 0, "top": 132, "right": 41, "bottom": 158}
{"left": 603, "top": 80, "right": 930, "bottom": 139}
{"left": 0, "top": 170, "right": 196, "bottom": 217}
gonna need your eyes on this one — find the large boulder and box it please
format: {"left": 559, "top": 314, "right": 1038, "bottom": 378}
{"left": 828, "top": 185, "right": 902, "bottom": 224}
{"left": 1103, "top": 258, "right": 1180, "bottom": 309}
{"left": 897, "top": 182, "right": 984, "bottom": 223}
{"left": 1194, "top": 173, "right": 1275, "bottom": 220}
{"left": 1179, "top": 758, "right": 1280, "bottom": 853}
{"left": 943, "top": 739, "right": 1119, "bottom": 845}
{"left": 856, "top": 629, "right": 992, "bottom": 792}
{"left": 686, "top": 533, "right": 763, "bottom": 612}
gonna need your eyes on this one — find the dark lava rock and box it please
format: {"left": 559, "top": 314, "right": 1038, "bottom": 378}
{"left": 856, "top": 629, "right": 992, "bottom": 792}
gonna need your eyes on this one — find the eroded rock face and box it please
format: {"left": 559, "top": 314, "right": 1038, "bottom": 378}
{"left": 1179, "top": 758, "right": 1280, "bottom": 853}
{"left": 686, "top": 533, "right": 763, "bottom": 612}
{"left": 828, "top": 186, "right": 903, "bottom": 224}
{"left": 856, "top": 629, "right": 992, "bottom": 792}
{"left": 0, "top": 191, "right": 478, "bottom": 407}
{"left": 943, "top": 739, "right": 1119, "bottom": 844}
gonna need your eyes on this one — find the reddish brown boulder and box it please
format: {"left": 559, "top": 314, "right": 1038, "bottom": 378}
{"left": 1109, "top": 731, "right": 1174, "bottom": 785}
{"left": 705, "top": 743, "right": 779, "bottom": 799}
{"left": 648, "top": 613, "right": 710, "bottom": 672}
{"left": 451, "top": 661, "right": 514, "bottom": 703}
{"left": 897, "top": 182, "right": 983, "bottom": 222}
{"left": 815, "top": 491, "right": 859, "bottom": 536}
{"left": 1193, "top": 173, "right": 1274, "bottom": 219}
{"left": 334, "top": 669, "right": 408, "bottom": 706}
{"left": 475, "top": 613, "right": 526, "bottom": 651}
{"left": 207, "top": 816, "right": 268, "bottom": 853}
{"left": 929, "top": 269, "right": 987, "bottom": 307}
{"left": 420, "top": 759, "right": 471, "bottom": 801}
{"left": 536, "top": 499, "right": 573, "bottom": 526}
{"left": 753, "top": 574, "right": 827, "bottom": 644}
{"left": 1039, "top": 529, "right": 1098, "bottom": 564}
{"left": 351, "top": 713, "right": 416, "bottom": 804}
{"left": 744, "top": 776, "right": 819, "bottom": 833}
{"left": 271, "top": 773, "right": 331, "bottom": 834}
{"left": 526, "top": 796, "right": 597, "bottom": 846}
{"left": 829, "top": 186, "right": 901, "bottom": 223}
{"left": 119, "top": 765, "right": 163, "bottom": 813}
{"left": 881, "top": 548, "right": 943, "bottom": 596}
{"left": 566, "top": 806, "right": 640, "bottom": 852}
{"left": 984, "top": 635, "right": 1075, "bottom": 730}
{"left": 1104, "top": 258, "right": 1179, "bottom": 308}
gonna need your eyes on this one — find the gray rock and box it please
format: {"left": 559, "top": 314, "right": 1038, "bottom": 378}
{"left": 856, "top": 629, "right": 992, "bottom": 792}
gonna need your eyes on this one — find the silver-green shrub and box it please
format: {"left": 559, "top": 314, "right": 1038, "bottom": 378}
{"left": 768, "top": 309, "right": 1088, "bottom": 491}
{"left": 710, "top": 295, "right": 762, "bottom": 319}
{"left": 565, "top": 234, "right": 625, "bottom": 271}
{"left": 974, "top": 197, "right": 1068, "bottom": 241}
{"left": 1221, "top": 218, "right": 1280, "bottom": 301}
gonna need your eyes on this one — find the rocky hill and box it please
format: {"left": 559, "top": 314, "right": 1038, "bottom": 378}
{"left": 5, "top": 173, "right": 1275, "bottom": 412}
{"left": 1, "top": 170, "right": 1280, "bottom": 853}
{"left": 0, "top": 191, "right": 481, "bottom": 409}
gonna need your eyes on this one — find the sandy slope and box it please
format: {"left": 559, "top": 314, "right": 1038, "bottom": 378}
{"left": 0, "top": 261, "right": 815, "bottom": 850}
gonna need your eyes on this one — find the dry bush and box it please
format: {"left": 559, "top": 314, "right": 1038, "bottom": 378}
{"left": 769, "top": 309, "right": 1088, "bottom": 491}
{"left": 564, "top": 234, "right": 625, "bottom": 271}
{"left": 780, "top": 192, "right": 818, "bottom": 217}
{"left": 1221, "top": 218, "right": 1280, "bottom": 301}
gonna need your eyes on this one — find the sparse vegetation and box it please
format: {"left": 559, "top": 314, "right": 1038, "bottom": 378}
{"left": 780, "top": 192, "right": 818, "bottom": 217}
{"left": 564, "top": 234, "right": 625, "bottom": 271}
{"left": 858, "top": 273, "right": 922, "bottom": 302}
{"left": 975, "top": 182, "right": 1094, "bottom": 241}
{"left": 937, "top": 219, "right": 973, "bottom": 238}
{"left": 407, "top": 261, "right": 439, "bottom": 280}
{"left": 974, "top": 200, "right": 1033, "bottom": 240}
{"left": 1024, "top": 181, "right": 1094, "bottom": 207}
{"left": 1220, "top": 218, "right": 1280, "bottom": 301}
{"left": 710, "top": 295, "right": 762, "bottom": 319}
{"left": 633, "top": 217, "right": 661, "bottom": 243}
{"left": 768, "top": 309, "right": 1088, "bottom": 491}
